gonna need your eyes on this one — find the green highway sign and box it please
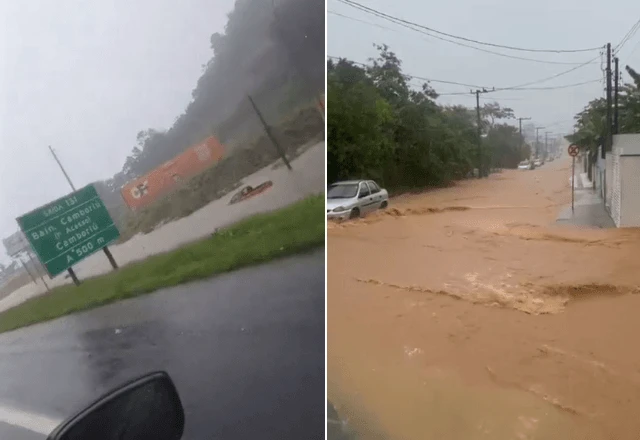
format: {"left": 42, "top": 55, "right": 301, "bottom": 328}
{"left": 17, "top": 184, "right": 120, "bottom": 277}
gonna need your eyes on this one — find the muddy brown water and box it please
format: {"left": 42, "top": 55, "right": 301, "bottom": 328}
{"left": 329, "top": 158, "right": 640, "bottom": 439}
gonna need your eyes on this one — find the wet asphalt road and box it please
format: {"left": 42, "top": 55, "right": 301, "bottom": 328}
{"left": 0, "top": 249, "right": 325, "bottom": 439}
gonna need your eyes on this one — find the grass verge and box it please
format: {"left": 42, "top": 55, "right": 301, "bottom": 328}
{"left": 0, "top": 195, "right": 325, "bottom": 334}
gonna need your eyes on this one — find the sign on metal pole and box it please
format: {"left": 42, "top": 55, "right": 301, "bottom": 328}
{"left": 568, "top": 144, "right": 579, "bottom": 158}
{"left": 2, "top": 230, "right": 28, "bottom": 257}
{"left": 568, "top": 144, "right": 579, "bottom": 212}
{"left": 16, "top": 184, "right": 120, "bottom": 279}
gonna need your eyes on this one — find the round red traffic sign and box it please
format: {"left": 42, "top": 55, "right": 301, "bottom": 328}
{"left": 568, "top": 144, "right": 579, "bottom": 157}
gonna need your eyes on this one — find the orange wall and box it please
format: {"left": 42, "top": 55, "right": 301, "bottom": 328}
{"left": 121, "top": 136, "right": 225, "bottom": 210}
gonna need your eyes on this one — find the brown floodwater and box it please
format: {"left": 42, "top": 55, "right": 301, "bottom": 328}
{"left": 328, "top": 158, "right": 640, "bottom": 440}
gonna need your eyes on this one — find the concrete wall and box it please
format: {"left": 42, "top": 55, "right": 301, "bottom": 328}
{"left": 611, "top": 148, "right": 622, "bottom": 227}
{"left": 613, "top": 133, "right": 640, "bottom": 155}
{"left": 605, "top": 152, "right": 613, "bottom": 211}
{"left": 595, "top": 147, "right": 606, "bottom": 198}
{"left": 620, "top": 156, "right": 640, "bottom": 226}
{"left": 609, "top": 134, "right": 640, "bottom": 227}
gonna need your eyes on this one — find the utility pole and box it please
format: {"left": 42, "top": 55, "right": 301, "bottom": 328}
{"left": 614, "top": 56, "right": 620, "bottom": 134}
{"left": 475, "top": 90, "right": 482, "bottom": 178}
{"left": 518, "top": 117, "right": 531, "bottom": 158}
{"left": 49, "top": 145, "right": 76, "bottom": 191}
{"left": 535, "top": 127, "right": 545, "bottom": 159}
{"left": 605, "top": 42, "right": 612, "bottom": 158}
{"left": 48, "top": 146, "right": 119, "bottom": 286}
{"left": 247, "top": 95, "right": 292, "bottom": 170}
{"left": 473, "top": 87, "right": 494, "bottom": 178}
{"left": 544, "top": 131, "right": 549, "bottom": 161}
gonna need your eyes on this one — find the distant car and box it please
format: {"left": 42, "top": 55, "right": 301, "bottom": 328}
{"left": 327, "top": 180, "right": 389, "bottom": 220}
{"left": 518, "top": 161, "right": 530, "bottom": 170}
{"left": 534, "top": 159, "right": 542, "bottom": 167}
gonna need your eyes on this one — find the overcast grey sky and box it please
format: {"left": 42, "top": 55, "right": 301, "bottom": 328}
{"left": 328, "top": 0, "right": 640, "bottom": 140}
{"left": 0, "top": 0, "right": 235, "bottom": 247}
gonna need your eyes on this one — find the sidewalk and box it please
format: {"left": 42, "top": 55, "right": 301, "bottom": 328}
{"left": 556, "top": 172, "right": 615, "bottom": 228}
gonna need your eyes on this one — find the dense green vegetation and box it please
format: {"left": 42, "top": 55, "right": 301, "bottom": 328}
{"left": 567, "top": 65, "right": 640, "bottom": 153}
{"left": 95, "top": 0, "right": 324, "bottom": 233}
{"left": 0, "top": 195, "right": 324, "bottom": 334}
{"left": 112, "top": 0, "right": 324, "bottom": 187}
{"left": 327, "top": 45, "right": 530, "bottom": 191}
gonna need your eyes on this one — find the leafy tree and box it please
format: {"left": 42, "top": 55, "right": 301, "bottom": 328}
{"left": 102, "top": 0, "right": 323, "bottom": 202}
{"left": 482, "top": 101, "right": 515, "bottom": 129}
{"left": 568, "top": 64, "right": 640, "bottom": 151}
{"left": 484, "top": 124, "right": 526, "bottom": 169}
{"left": 567, "top": 97, "right": 606, "bottom": 152}
{"left": 327, "top": 45, "right": 528, "bottom": 191}
{"left": 327, "top": 59, "right": 395, "bottom": 183}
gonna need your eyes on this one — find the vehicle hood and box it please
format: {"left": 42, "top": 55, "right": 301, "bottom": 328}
{"left": 326, "top": 197, "right": 357, "bottom": 211}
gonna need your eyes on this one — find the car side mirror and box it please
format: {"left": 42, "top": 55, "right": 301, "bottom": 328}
{"left": 47, "top": 371, "right": 185, "bottom": 440}
{"left": 358, "top": 193, "right": 367, "bottom": 199}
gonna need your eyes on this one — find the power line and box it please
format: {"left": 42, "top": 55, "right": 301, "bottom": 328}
{"left": 337, "top": 0, "right": 602, "bottom": 54}
{"left": 327, "top": 56, "right": 488, "bottom": 89}
{"left": 542, "top": 119, "right": 576, "bottom": 128}
{"left": 333, "top": 3, "right": 599, "bottom": 66}
{"left": 328, "top": 10, "right": 400, "bottom": 33}
{"left": 437, "top": 93, "right": 525, "bottom": 101}
{"left": 495, "top": 52, "right": 603, "bottom": 91}
{"left": 615, "top": 17, "right": 640, "bottom": 54}
{"left": 415, "top": 82, "right": 524, "bottom": 99}
{"left": 509, "top": 79, "right": 601, "bottom": 91}
{"left": 439, "top": 79, "right": 600, "bottom": 95}
{"left": 329, "top": 55, "right": 600, "bottom": 94}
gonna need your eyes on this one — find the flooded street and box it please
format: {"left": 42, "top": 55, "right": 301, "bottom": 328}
{"left": 328, "top": 157, "right": 640, "bottom": 439}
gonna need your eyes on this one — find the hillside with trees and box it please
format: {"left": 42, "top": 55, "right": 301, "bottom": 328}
{"left": 327, "top": 45, "right": 530, "bottom": 191}
{"left": 567, "top": 65, "right": 640, "bottom": 159}
{"left": 97, "top": 0, "right": 324, "bottom": 234}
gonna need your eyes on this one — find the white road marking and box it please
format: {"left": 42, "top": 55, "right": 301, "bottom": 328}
{"left": 0, "top": 403, "right": 61, "bottom": 435}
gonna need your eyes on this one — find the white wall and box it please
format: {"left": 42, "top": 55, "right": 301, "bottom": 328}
{"left": 596, "top": 147, "right": 605, "bottom": 198}
{"left": 611, "top": 148, "right": 622, "bottom": 227}
{"left": 613, "top": 133, "right": 640, "bottom": 155}
{"left": 605, "top": 153, "right": 613, "bottom": 211}
{"left": 620, "top": 156, "right": 640, "bottom": 227}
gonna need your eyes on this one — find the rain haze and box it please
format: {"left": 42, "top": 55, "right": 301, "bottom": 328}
{"left": 328, "top": 0, "right": 640, "bottom": 141}
{"left": 0, "top": 0, "right": 235, "bottom": 259}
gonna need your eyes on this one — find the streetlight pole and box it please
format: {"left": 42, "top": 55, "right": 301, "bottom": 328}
{"left": 535, "top": 127, "right": 545, "bottom": 159}
{"left": 473, "top": 87, "right": 495, "bottom": 178}
{"left": 48, "top": 146, "right": 119, "bottom": 286}
{"left": 544, "top": 131, "right": 552, "bottom": 161}
{"left": 518, "top": 117, "right": 531, "bottom": 158}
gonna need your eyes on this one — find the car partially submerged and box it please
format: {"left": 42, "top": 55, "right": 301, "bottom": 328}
{"left": 517, "top": 160, "right": 530, "bottom": 170}
{"left": 228, "top": 181, "right": 273, "bottom": 205}
{"left": 327, "top": 180, "right": 389, "bottom": 220}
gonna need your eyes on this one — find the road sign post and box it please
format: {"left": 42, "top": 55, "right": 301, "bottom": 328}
{"left": 568, "top": 144, "right": 580, "bottom": 213}
{"left": 16, "top": 184, "right": 120, "bottom": 282}
{"left": 572, "top": 157, "right": 576, "bottom": 212}
{"left": 48, "top": 145, "right": 119, "bottom": 276}
{"left": 26, "top": 250, "right": 50, "bottom": 291}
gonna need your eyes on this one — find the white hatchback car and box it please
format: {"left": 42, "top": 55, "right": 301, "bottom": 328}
{"left": 327, "top": 180, "right": 389, "bottom": 220}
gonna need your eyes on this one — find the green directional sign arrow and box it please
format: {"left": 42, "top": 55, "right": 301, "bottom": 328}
{"left": 17, "top": 184, "right": 120, "bottom": 277}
